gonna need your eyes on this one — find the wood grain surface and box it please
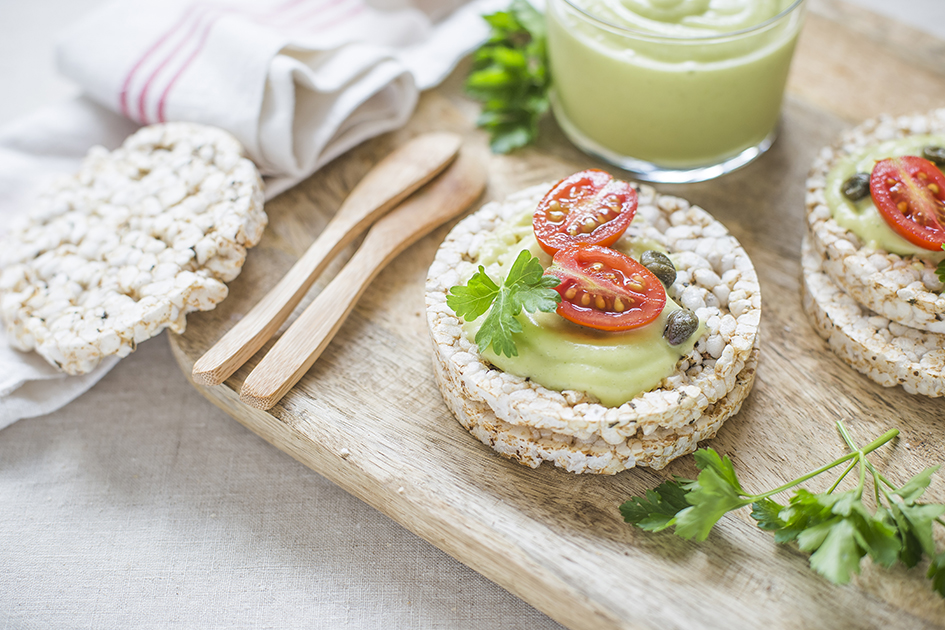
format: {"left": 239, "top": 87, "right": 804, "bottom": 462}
{"left": 168, "top": 1, "right": 945, "bottom": 628}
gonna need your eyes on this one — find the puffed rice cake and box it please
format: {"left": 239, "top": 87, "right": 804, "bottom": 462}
{"left": 0, "top": 122, "right": 267, "bottom": 375}
{"left": 805, "top": 108, "right": 945, "bottom": 332}
{"left": 801, "top": 236, "right": 945, "bottom": 397}
{"left": 425, "top": 182, "right": 761, "bottom": 474}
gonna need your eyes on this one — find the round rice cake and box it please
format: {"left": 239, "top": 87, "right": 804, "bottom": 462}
{"left": 425, "top": 182, "right": 761, "bottom": 474}
{"left": 805, "top": 108, "right": 945, "bottom": 333}
{"left": 0, "top": 122, "right": 267, "bottom": 375}
{"left": 801, "top": 235, "right": 945, "bottom": 397}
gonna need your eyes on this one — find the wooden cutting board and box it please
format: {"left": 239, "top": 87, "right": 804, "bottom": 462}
{"left": 168, "top": 1, "right": 945, "bottom": 627}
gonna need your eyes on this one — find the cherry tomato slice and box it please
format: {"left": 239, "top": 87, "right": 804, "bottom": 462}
{"left": 533, "top": 169, "right": 637, "bottom": 255}
{"left": 546, "top": 245, "right": 666, "bottom": 332}
{"left": 870, "top": 156, "right": 945, "bottom": 251}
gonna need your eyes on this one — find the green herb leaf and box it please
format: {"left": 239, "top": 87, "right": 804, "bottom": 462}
{"left": 929, "top": 552, "right": 945, "bottom": 598}
{"left": 619, "top": 421, "right": 945, "bottom": 598}
{"left": 674, "top": 449, "right": 750, "bottom": 541}
{"left": 750, "top": 498, "right": 787, "bottom": 531}
{"left": 466, "top": 0, "right": 550, "bottom": 153}
{"left": 619, "top": 479, "right": 692, "bottom": 532}
{"left": 446, "top": 266, "right": 500, "bottom": 321}
{"left": 888, "top": 497, "right": 945, "bottom": 567}
{"left": 804, "top": 517, "right": 866, "bottom": 584}
{"left": 891, "top": 465, "right": 941, "bottom": 504}
{"left": 773, "top": 489, "right": 834, "bottom": 545}
{"left": 693, "top": 448, "right": 744, "bottom": 494}
{"left": 446, "top": 250, "right": 560, "bottom": 358}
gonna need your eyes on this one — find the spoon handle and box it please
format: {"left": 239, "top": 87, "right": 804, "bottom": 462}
{"left": 192, "top": 132, "right": 461, "bottom": 386}
{"left": 239, "top": 146, "right": 486, "bottom": 410}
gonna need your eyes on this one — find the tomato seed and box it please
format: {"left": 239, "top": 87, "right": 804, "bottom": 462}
{"left": 887, "top": 178, "right": 897, "bottom": 186}
{"left": 548, "top": 211, "right": 565, "bottom": 222}
{"left": 582, "top": 218, "right": 597, "bottom": 233}
{"left": 580, "top": 292, "right": 591, "bottom": 306}
{"left": 595, "top": 295, "right": 606, "bottom": 310}
{"left": 613, "top": 298, "right": 625, "bottom": 312}
{"left": 564, "top": 286, "right": 577, "bottom": 300}
{"left": 919, "top": 172, "right": 929, "bottom": 180}
{"left": 588, "top": 262, "right": 604, "bottom": 272}
{"left": 898, "top": 201, "right": 909, "bottom": 212}
{"left": 930, "top": 184, "right": 941, "bottom": 194}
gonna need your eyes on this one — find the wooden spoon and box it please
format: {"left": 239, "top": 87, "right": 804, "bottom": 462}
{"left": 192, "top": 131, "right": 462, "bottom": 386}
{"left": 239, "top": 144, "right": 487, "bottom": 410}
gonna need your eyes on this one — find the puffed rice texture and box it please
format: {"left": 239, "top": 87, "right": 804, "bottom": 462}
{"left": 801, "top": 235, "right": 945, "bottom": 397}
{"left": 0, "top": 122, "right": 267, "bottom": 374}
{"left": 425, "top": 183, "right": 761, "bottom": 474}
{"left": 805, "top": 108, "right": 945, "bottom": 332}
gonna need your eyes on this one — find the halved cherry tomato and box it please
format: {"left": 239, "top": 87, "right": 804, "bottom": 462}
{"left": 533, "top": 169, "right": 637, "bottom": 255}
{"left": 545, "top": 245, "right": 666, "bottom": 332}
{"left": 870, "top": 156, "right": 945, "bottom": 251}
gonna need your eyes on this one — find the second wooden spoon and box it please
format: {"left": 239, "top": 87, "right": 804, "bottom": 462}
{"left": 192, "top": 131, "right": 461, "bottom": 386}
{"left": 239, "top": 144, "right": 487, "bottom": 410}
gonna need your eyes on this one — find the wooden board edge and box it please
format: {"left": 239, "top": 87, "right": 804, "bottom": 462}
{"left": 166, "top": 333, "right": 638, "bottom": 630}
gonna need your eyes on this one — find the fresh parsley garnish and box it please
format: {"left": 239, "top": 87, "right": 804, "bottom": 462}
{"left": 447, "top": 250, "right": 560, "bottom": 358}
{"left": 466, "top": 0, "right": 550, "bottom": 153}
{"left": 620, "top": 421, "right": 945, "bottom": 596}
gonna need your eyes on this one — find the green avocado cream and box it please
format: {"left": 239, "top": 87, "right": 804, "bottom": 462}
{"left": 826, "top": 134, "right": 945, "bottom": 259}
{"left": 463, "top": 210, "right": 703, "bottom": 407}
{"left": 546, "top": 0, "right": 805, "bottom": 168}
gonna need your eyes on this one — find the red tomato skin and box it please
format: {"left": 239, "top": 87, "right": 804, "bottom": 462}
{"left": 870, "top": 156, "right": 945, "bottom": 251}
{"left": 546, "top": 245, "right": 666, "bottom": 332}
{"left": 533, "top": 169, "right": 637, "bottom": 255}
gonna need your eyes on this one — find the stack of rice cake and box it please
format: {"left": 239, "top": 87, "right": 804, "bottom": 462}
{"left": 425, "top": 182, "right": 761, "bottom": 474}
{"left": 802, "top": 109, "right": 945, "bottom": 397}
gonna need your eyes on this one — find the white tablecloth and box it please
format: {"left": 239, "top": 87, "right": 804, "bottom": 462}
{"left": 3, "top": 1, "right": 945, "bottom": 628}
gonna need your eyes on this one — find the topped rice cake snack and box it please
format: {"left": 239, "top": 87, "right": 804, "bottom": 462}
{"left": 805, "top": 108, "right": 945, "bottom": 333}
{"left": 425, "top": 170, "right": 760, "bottom": 474}
{"left": 0, "top": 123, "right": 267, "bottom": 375}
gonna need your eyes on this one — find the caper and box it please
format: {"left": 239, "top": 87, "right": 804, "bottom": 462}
{"left": 922, "top": 146, "right": 945, "bottom": 166}
{"left": 841, "top": 172, "right": 871, "bottom": 202}
{"left": 640, "top": 250, "right": 676, "bottom": 287}
{"left": 664, "top": 309, "right": 699, "bottom": 346}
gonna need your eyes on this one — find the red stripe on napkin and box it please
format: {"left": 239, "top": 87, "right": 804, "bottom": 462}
{"left": 124, "top": 0, "right": 321, "bottom": 124}
{"left": 119, "top": 5, "right": 200, "bottom": 120}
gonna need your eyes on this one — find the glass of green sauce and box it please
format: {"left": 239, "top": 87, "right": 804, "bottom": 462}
{"left": 546, "top": 0, "right": 807, "bottom": 183}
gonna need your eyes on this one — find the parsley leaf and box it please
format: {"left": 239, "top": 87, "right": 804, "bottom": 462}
{"left": 446, "top": 266, "right": 500, "bottom": 321}
{"left": 929, "top": 552, "right": 945, "bottom": 598}
{"left": 466, "top": 0, "right": 550, "bottom": 153}
{"left": 888, "top": 495, "right": 945, "bottom": 567}
{"left": 620, "top": 422, "right": 945, "bottom": 598}
{"left": 674, "top": 452, "right": 751, "bottom": 541}
{"left": 446, "top": 250, "right": 559, "bottom": 358}
{"left": 803, "top": 517, "right": 865, "bottom": 584}
{"left": 619, "top": 479, "right": 691, "bottom": 532}
{"left": 750, "top": 498, "right": 786, "bottom": 531}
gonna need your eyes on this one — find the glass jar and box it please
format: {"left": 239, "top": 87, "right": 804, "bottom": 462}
{"left": 546, "top": 0, "right": 807, "bottom": 182}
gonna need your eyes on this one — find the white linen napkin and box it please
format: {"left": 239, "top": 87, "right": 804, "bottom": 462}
{"left": 0, "top": 0, "right": 506, "bottom": 430}
{"left": 56, "top": 0, "right": 505, "bottom": 194}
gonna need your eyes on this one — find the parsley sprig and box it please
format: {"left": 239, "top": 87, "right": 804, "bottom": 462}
{"left": 621, "top": 421, "right": 945, "bottom": 596}
{"left": 466, "top": 0, "right": 549, "bottom": 153}
{"left": 447, "top": 250, "right": 560, "bottom": 358}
